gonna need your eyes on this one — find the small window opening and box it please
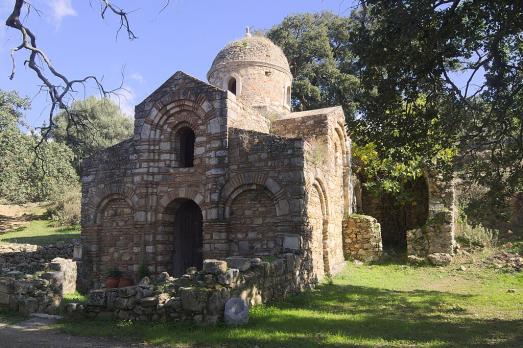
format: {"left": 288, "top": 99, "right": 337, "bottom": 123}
{"left": 228, "top": 77, "right": 237, "bottom": 95}
{"left": 176, "top": 127, "right": 195, "bottom": 168}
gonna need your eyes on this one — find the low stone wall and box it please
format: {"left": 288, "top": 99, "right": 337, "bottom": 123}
{"left": 342, "top": 214, "right": 382, "bottom": 262}
{"left": 78, "top": 254, "right": 311, "bottom": 325}
{"left": 0, "top": 241, "right": 76, "bottom": 275}
{"left": 0, "top": 257, "right": 77, "bottom": 315}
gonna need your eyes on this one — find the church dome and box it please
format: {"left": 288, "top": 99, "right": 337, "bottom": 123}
{"left": 208, "top": 35, "right": 291, "bottom": 77}
{"left": 208, "top": 31, "right": 293, "bottom": 114}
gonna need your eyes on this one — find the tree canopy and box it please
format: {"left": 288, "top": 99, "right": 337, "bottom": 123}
{"left": 268, "top": 2, "right": 523, "bottom": 211}
{"left": 0, "top": 90, "right": 78, "bottom": 204}
{"left": 51, "top": 97, "right": 134, "bottom": 172}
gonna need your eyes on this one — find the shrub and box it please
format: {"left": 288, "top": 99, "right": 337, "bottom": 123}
{"left": 46, "top": 185, "right": 81, "bottom": 226}
{"left": 455, "top": 215, "right": 498, "bottom": 249}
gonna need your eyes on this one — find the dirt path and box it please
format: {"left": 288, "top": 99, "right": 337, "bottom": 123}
{"left": 0, "top": 316, "right": 152, "bottom": 348}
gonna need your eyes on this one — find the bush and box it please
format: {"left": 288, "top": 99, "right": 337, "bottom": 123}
{"left": 46, "top": 185, "right": 81, "bottom": 226}
{"left": 456, "top": 215, "right": 498, "bottom": 249}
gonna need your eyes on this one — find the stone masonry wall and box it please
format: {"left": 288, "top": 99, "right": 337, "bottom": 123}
{"left": 272, "top": 107, "right": 350, "bottom": 279}
{"left": 407, "top": 172, "right": 456, "bottom": 262}
{"left": 78, "top": 255, "right": 312, "bottom": 325}
{"left": 0, "top": 257, "right": 77, "bottom": 315}
{"left": 343, "top": 215, "right": 382, "bottom": 262}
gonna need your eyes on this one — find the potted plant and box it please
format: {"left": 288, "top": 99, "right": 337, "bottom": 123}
{"left": 105, "top": 267, "right": 122, "bottom": 288}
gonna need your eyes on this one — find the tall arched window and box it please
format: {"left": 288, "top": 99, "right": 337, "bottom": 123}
{"left": 286, "top": 86, "right": 291, "bottom": 106}
{"left": 228, "top": 77, "right": 237, "bottom": 95}
{"left": 176, "top": 127, "right": 195, "bottom": 167}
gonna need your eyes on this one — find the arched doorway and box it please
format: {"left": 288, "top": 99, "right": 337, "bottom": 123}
{"left": 172, "top": 200, "right": 203, "bottom": 276}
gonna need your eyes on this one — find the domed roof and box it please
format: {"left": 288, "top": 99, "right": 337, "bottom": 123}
{"left": 208, "top": 35, "right": 291, "bottom": 75}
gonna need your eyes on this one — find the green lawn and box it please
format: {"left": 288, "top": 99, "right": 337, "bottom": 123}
{"left": 0, "top": 219, "right": 80, "bottom": 245}
{"left": 56, "top": 258, "right": 523, "bottom": 347}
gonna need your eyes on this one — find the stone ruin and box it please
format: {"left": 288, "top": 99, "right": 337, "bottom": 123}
{"left": 78, "top": 32, "right": 458, "bottom": 322}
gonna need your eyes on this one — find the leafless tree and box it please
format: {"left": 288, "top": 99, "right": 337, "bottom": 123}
{"left": 5, "top": 0, "right": 167, "bottom": 142}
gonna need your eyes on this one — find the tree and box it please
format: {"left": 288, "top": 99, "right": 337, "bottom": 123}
{"left": 51, "top": 97, "right": 134, "bottom": 172}
{"left": 269, "top": 3, "right": 523, "bottom": 209}
{"left": 268, "top": 13, "right": 457, "bottom": 194}
{"left": 4, "top": 0, "right": 153, "bottom": 140}
{"left": 0, "top": 89, "right": 78, "bottom": 204}
{"left": 267, "top": 12, "right": 361, "bottom": 116}
{"left": 350, "top": 0, "right": 523, "bottom": 213}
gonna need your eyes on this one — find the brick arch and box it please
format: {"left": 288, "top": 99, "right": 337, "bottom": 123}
{"left": 94, "top": 193, "right": 135, "bottom": 224}
{"left": 157, "top": 188, "right": 205, "bottom": 220}
{"left": 310, "top": 177, "right": 330, "bottom": 277}
{"left": 86, "top": 186, "right": 137, "bottom": 225}
{"left": 220, "top": 173, "right": 290, "bottom": 219}
{"left": 312, "top": 177, "right": 329, "bottom": 218}
{"left": 140, "top": 96, "right": 216, "bottom": 140}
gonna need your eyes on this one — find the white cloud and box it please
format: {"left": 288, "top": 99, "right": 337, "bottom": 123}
{"left": 129, "top": 72, "right": 144, "bottom": 84}
{"left": 110, "top": 86, "right": 136, "bottom": 117}
{"left": 48, "top": 0, "right": 77, "bottom": 26}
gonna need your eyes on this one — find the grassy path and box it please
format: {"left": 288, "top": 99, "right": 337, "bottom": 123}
{"left": 56, "top": 259, "right": 523, "bottom": 347}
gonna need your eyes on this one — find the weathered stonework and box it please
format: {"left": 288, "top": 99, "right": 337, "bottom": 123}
{"left": 343, "top": 214, "right": 382, "bottom": 262}
{"left": 0, "top": 257, "right": 77, "bottom": 315}
{"left": 75, "top": 255, "right": 311, "bottom": 325}
{"left": 406, "top": 173, "right": 456, "bottom": 260}
{"left": 80, "top": 33, "right": 352, "bottom": 290}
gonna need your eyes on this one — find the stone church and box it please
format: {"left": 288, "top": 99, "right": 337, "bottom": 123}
{"left": 80, "top": 32, "right": 456, "bottom": 289}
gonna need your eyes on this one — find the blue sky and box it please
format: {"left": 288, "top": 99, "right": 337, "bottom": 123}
{"left": 0, "top": 0, "right": 356, "bottom": 128}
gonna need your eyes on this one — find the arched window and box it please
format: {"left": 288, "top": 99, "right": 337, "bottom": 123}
{"left": 228, "top": 77, "right": 237, "bottom": 95}
{"left": 176, "top": 127, "right": 195, "bottom": 168}
{"left": 286, "top": 86, "right": 291, "bottom": 106}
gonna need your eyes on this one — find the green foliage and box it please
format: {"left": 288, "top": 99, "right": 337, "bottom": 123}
{"left": 267, "top": 12, "right": 360, "bottom": 116}
{"left": 51, "top": 97, "right": 133, "bottom": 172}
{"left": 350, "top": 0, "right": 523, "bottom": 203}
{"left": 0, "top": 89, "right": 78, "bottom": 204}
{"left": 46, "top": 184, "right": 82, "bottom": 226}
{"left": 268, "top": 13, "right": 458, "bottom": 197}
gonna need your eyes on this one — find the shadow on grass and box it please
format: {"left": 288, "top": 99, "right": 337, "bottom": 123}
{"left": 59, "top": 283, "right": 523, "bottom": 348}
{"left": 1, "top": 233, "right": 78, "bottom": 245}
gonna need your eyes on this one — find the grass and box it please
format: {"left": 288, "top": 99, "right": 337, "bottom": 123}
{"left": 55, "top": 258, "right": 523, "bottom": 347}
{"left": 0, "top": 219, "right": 80, "bottom": 245}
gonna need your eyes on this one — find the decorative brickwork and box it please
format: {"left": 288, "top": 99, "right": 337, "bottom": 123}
{"left": 80, "top": 34, "right": 352, "bottom": 290}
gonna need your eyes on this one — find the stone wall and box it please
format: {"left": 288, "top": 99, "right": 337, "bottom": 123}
{"left": 0, "top": 241, "right": 75, "bottom": 276}
{"left": 342, "top": 215, "right": 382, "bottom": 262}
{"left": 78, "top": 255, "right": 312, "bottom": 325}
{"left": 0, "top": 257, "right": 77, "bottom": 315}
{"left": 406, "top": 172, "right": 456, "bottom": 263}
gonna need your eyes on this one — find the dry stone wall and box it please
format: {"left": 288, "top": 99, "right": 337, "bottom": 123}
{"left": 0, "top": 257, "right": 77, "bottom": 315}
{"left": 343, "top": 215, "right": 382, "bottom": 262}
{"left": 76, "top": 254, "right": 312, "bottom": 325}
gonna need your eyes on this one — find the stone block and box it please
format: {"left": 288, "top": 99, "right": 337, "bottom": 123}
{"left": 88, "top": 289, "right": 107, "bottom": 307}
{"left": 224, "top": 297, "right": 249, "bottom": 326}
{"left": 427, "top": 253, "right": 452, "bottom": 266}
{"left": 202, "top": 259, "right": 227, "bottom": 274}
{"left": 180, "top": 287, "right": 209, "bottom": 312}
{"left": 283, "top": 234, "right": 301, "bottom": 251}
{"left": 226, "top": 257, "right": 251, "bottom": 271}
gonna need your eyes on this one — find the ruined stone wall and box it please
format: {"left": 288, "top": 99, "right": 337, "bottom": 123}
{"left": 79, "top": 255, "right": 313, "bottom": 325}
{"left": 343, "top": 215, "right": 382, "bottom": 262}
{"left": 407, "top": 173, "right": 456, "bottom": 258}
{"left": 0, "top": 258, "right": 77, "bottom": 315}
